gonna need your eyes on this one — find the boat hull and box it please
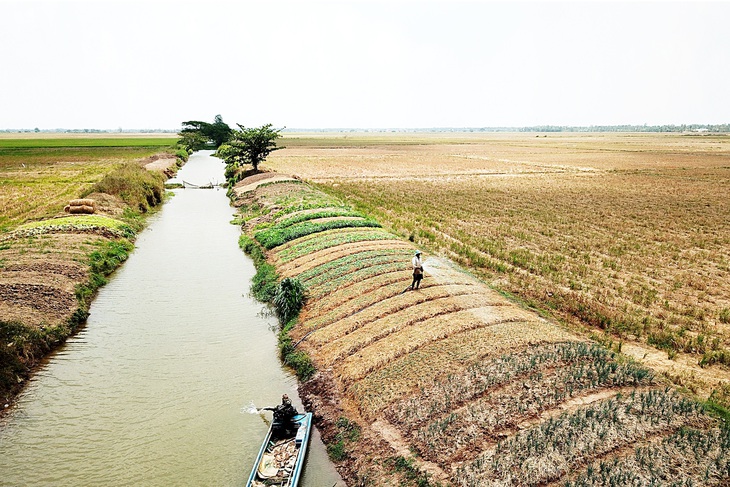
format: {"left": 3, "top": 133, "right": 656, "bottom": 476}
{"left": 246, "top": 412, "right": 312, "bottom": 487}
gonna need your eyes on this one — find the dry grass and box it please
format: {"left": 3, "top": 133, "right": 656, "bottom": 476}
{"left": 266, "top": 132, "right": 730, "bottom": 394}
{"left": 349, "top": 320, "right": 577, "bottom": 416}
{"left": 0, "top": 141, "right": 173, "bottom": 231}
{"left": 237, "top": 139, "right": 730, "bottom": 485}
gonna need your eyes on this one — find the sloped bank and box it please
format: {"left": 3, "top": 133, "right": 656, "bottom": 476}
{"left": 0, "top": 153, "right": 187, "bottom": 411}
{"left": 234, "top": 172, "right": 730, "bottom": 486}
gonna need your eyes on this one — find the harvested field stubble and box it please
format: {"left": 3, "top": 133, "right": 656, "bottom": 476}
{"left": 456, "top": 389, "right": 711, "bottom": 486}
{"left": 0, "top": 140, "right": 174, "bottom": 231}
{"left": 349, "top": 320, "right": 581, "bottom": 416}
{"left": 565, "top": 426, "right": 730, "bottom": 486}
{"left": 305, "top": 284, "right": 480, "bottom": 346}
{"left": 236, "top": 142, "right": 730, "bottom": 485}
{"left": 269, "top": 133, "right": 730, "bottom": 395}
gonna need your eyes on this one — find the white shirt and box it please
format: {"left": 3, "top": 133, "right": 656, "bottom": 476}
{"left": 412, "top": 255, "right": 422, "bottom": 269}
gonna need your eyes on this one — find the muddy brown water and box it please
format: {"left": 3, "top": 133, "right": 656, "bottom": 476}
{"left": 0, "top": 151, "right": 342, "bottom": 486}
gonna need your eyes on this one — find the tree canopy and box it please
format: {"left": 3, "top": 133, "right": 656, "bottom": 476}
{"left": 178, "top": 115, "right": 233, "bottom": 150}
{"left": 216, "top": 124, "right": 283, "bottom": 185}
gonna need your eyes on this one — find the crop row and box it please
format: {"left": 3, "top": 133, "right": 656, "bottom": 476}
{"left": 298, "top": 270, "right": 419, "bottom": 328}
{"left": 257, "top": 182, "right": 342, "bottom": 214}
{"left": 254, "top": 218, "right": 381, "bottom": 249}
{"left": 337, "top": 309, "right": 524, "bottom": 384}
{"left": 352, "top": 322, "right": 579, "bottom": 417}
{"left": 300, "top": 251, "right": 412, "bottom": 289}
{"left": 272, "top": 207, "right": 361, "bottom": 227}
{"left": 278, "top": 240, "right": 413, "bottom": 278}
{"left": 387, "top": 342, "right": 643, "bottom": 429}
{"left": 348, "top": 319, "right": 577, "bottom": 416}
{"left": 271, "top": 225, "right": 386, "bottom": 254}
{"left": 412, "top": 357, "right": 655, "bottom": 461}
{"left": 299, "top": 280, "right": 406, "bottom": 332}
{"left": 565, "top": 426, "right": 730, "bottom": 486}
{"left": 317, "top": 294, "right": 491, "bottom": 365}
{"left": 455, "top": 388, "right": 711, "bottom": 486}
{"left": 306, "top": 284, "right": 479, "bottom": 346}
{"left": 5, "top": 215, "right": 136, "bottom": 241}
{"left": 298, "top": 248, "right": 412, "bottom": 283}
{"left": 306, "top": 261, "right": 410, "bottom": 300}
{"left": 274, "top": 228, "right": 397, "bottom": 263}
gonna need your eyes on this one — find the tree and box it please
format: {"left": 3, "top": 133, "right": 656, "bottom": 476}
{"left": 177, "top": 129, "right": 208, "bottom": 151}
{"left": 209, "top": 115, "right": 233, "bottom": 147}
{"left": 216, "top": 124, "right": 283, "bottom": 184}
{"left": 177, "top": 115, "right": 232, "bottom": 150}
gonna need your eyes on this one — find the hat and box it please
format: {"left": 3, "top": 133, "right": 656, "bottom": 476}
{"left": 415, "top": 250, "right": 421, "bottom": 255}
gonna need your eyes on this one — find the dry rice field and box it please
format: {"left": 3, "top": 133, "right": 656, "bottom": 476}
{"left": 268, "top": 133, "right": 730, "bottom": 397}
{"left": 235, "top": 139, "right": 730, "bottom": 486}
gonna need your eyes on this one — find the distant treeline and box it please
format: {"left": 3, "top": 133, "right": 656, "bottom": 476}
{"left": 516, "top": 124, "right": 730, "bottom": 133}
{"left": 283, "top": 124, "right": 730, "bottom": 133}
{"left": 2, "top": 125, "right": 728, "bottom": 134}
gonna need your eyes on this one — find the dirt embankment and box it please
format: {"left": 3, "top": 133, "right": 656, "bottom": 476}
{"left": 237, "top": 172, "right": 730, "bottom": 486}
{"left": 0, "top": 153, "right": 182, "bottom": 413}
{"left": 142, "top": 154, "right": 183, "bottom": 178}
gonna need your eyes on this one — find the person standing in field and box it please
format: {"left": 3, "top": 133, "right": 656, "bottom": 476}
{"left": 410, "top": 250, "right": 424, "bottom": 290}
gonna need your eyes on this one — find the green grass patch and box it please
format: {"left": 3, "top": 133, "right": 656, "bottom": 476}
{"left": 386, "top": 456, "right": 435, "bottom": 487}
{"left": 0, "top": 137, "right": 175, "bottom": 148}
{"left": 239, "top": 235, "right": 279, "bottom": 302}
{"left": 75, "top": 239, "right": 134, "bottom": 304}
{"left": 326, "top": 416, "right": 362, "bottom": 463}
{"left": 273, "top": 278, "right": 307, "bottom": 325}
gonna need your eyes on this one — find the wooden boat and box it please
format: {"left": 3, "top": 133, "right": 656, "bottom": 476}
{"left": 246, "top": 412, "right": 312, "bottom": 487}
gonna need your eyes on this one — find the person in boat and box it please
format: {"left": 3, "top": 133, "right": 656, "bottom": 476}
{"left": 263, "top": 394, "right": 299, "bottom": 440}
{"left": 410, "top": 250, "right": 424, "bottom": 290}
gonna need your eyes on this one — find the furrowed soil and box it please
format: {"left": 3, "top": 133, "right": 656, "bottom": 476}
{"left": 0, "top": 136, "right": 179, "bottom": 409}
{"left": 235, "top": 134, "right": 730, "bottom": 487}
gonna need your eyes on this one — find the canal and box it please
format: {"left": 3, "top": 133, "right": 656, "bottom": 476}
{"left": 0, "top": 151, "right": 342, "bottom": 486}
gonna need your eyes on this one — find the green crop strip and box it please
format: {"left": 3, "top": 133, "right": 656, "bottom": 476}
{"left": 307, "top": 261, "right": 410, "bottom": 300}
{"left": 273, "top": 208, "right": 364, "bottom": 229}
{"left": 0, "top": 138, "right": 175, "bottom": 148}
{"left": 302, "top": 252, "right": 411, "bottom": 289}
{"left": 11, "top": 215, "right": 135, "bottom": 239}
{"left": 276, "top": 228, "right": 397, "bottom": 263}
{"left": 298, "top": 249, "right": 413, "bottom": 284}
{"left": 255, "top": 218, "right": 381, "bottom": 249}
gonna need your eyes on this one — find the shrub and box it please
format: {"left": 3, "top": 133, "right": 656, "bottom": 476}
{"left": 251, "top": 263, "right": 278, "bottom": 302}
{"left": 720, "top": 308, "right": 730, "bottom": 324}
{"left": 174, "top": 149, "right": 189, "bottom": 162}
{"left": 86, "top": 162, "right": 165, "bottom": 213}
{"left": 273, "top": 278, "right": 307, "bottom": 324}
{"left": 239, "top": 235, "right": 279, "bottom": 301}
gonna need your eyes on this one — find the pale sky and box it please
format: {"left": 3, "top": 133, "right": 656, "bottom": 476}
{"left": 1, "top": 0, "right": 728, "bottom": 130}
